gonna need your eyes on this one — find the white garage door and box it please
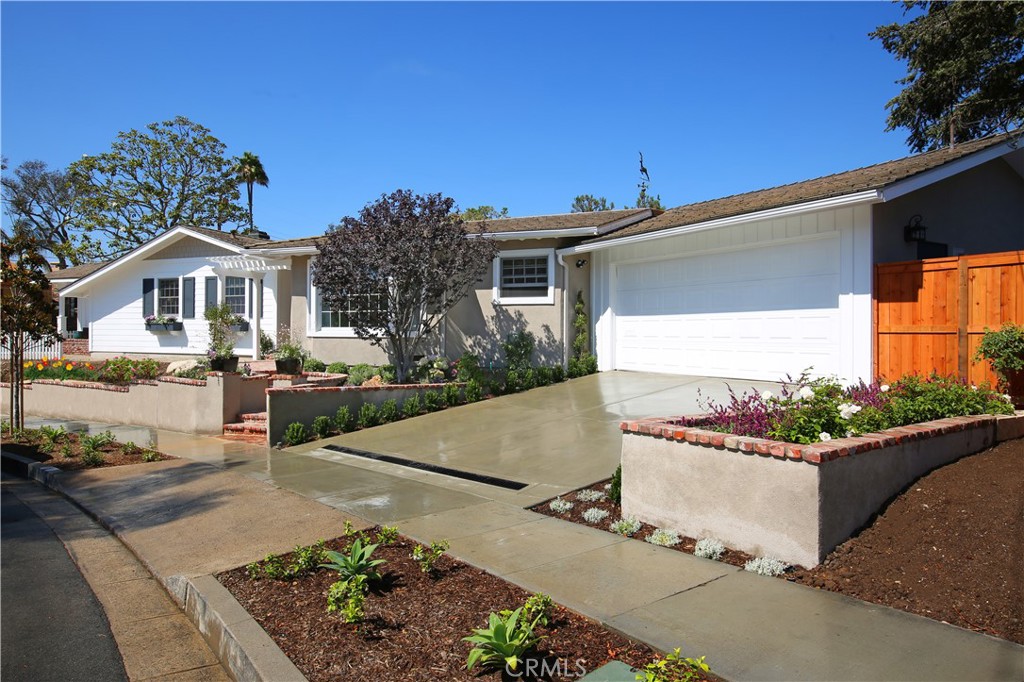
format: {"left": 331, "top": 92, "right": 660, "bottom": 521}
{"left": 613, "top": 236, "right": 841, "bottom": 381}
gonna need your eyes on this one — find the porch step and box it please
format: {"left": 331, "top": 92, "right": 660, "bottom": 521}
{"left": 220, "top": 430, "right": 268, "bottom": 444}
{"left": 240, "top": 412, "right": 267, "bottom": 423}
{"left": 224, "top": 421, "right": 267, "bottom": 433}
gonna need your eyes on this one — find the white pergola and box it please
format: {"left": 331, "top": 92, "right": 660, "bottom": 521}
{"left": 208, "top": 255, "right": 290, "bottom": 360}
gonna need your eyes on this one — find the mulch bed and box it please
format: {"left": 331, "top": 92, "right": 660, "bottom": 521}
{"left": 1, "top": 429, "right": 174, "bottom": 471}
{"left": 218, "top": 534, "right": 711, "bottom": 682}
{"left": 532, "top": 439, "right": 1023, "bottom": 645}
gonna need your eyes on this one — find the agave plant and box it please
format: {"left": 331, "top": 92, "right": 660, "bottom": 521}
{"left": 464, "top": 607, "right": 544, "bottom": 672}
{"left": 319, "top": 538, "right": 386, "bottom": 582}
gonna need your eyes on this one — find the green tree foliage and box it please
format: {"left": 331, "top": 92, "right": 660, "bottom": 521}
{"left": 635, "top": 180, "right": 664, "bottom": 210}
{"left": 69, "top": 116, "right": 246, "bottom": 258}
{"left": 1, "top": 160, "right": 91, "bottom": 268}
{"left": 462, "top": 205, "right": 509, "bottom": 221}
{"left": 312, "top": 190, "right": 499, "bottom": 382}
{"left": 570, "top": 194, "right": 615, "bottom": 213}
{"left": 872, "top": 1, "right": 1024, "bottom": 152}
{"left": 1, "top": 232, "right": 61, "bottom": 429}
{"left": 235, "top": 151, "right": 269, "bottom": 231}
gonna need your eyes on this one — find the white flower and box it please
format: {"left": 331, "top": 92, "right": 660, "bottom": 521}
{"left": 1004, "top": 394, "right": 1014, "bottom": 403}
{"left": 971, "top": 385, "right": 978, "bottom": 391}
{"left": 846, "top": 431, "right": 854, "bottom": 437}
{"left": 838, "top": 403, "right": 863, "bottom": 420}
{"left": 761, "top": 390, "right": 773, "bottom": 401}
{"left": 879, "top": 384, "right": 890, "bottom": 393}
{"left": 798, "top": 386, "right": 814, "bottom": 400}
{"left": 819, "top": 432, "right": 832, "bottom": 441}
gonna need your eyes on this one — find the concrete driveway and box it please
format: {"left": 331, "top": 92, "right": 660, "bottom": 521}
{"left": 303, "top": 371, "right": 778, "bottom": 490}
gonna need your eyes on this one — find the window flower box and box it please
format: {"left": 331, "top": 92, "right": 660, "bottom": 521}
{"left": 145, "top": 321, "right": 184, "bottom": 332}
{"left": 228, "top": 321, "right": 250, "bottom": 333}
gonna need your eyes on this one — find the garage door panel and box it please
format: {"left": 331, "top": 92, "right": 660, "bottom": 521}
{"left": 613, "top": 237, "right": 841, "bottom": 381}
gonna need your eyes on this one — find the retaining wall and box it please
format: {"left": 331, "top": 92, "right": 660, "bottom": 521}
{"left": 620, "top": 411, "right": 1024, "bottom": 568}
{"left": 266, "top": 383, "right": 453, "bottom": 445}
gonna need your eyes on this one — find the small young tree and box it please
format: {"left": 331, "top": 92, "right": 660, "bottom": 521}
{"left": 312, "top": 189, "right": 498, "bottom": 382}
{"left": 1, "top": 232, "right": 61, "bottom": 430}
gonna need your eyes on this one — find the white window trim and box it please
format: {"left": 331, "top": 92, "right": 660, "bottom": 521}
{"left": 222, "top": 274, "right": 249, "bottom": 318}
{"left": 493, "top": 248, "right": 555, "bottom": 305}
{"left": 307, "top": 258, "right": 361, "bottom": 338}
{"left": 157, "top": 276, "right": 182, "bottom": 317}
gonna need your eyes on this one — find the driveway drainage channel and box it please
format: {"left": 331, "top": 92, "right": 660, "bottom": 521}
{"left": 321, "top": 444, "right": 529, "bottom": 490}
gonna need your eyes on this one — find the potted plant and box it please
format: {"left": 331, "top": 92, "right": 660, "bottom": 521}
{"left": 144, "top": 314, "right": 183, "bottom": 332}
{"left": 975, "top": 322, "right": 1024, "bottom": 408}
{"left": 204, "top": 303, "right": 239, "bottom": 372}
{"left": 273, "top": 325, "right": 306, "bottom": 375}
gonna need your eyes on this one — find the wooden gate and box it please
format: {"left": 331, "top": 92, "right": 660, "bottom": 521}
{"left": 874, "top": 250, "right": 1024, "bottom": 386}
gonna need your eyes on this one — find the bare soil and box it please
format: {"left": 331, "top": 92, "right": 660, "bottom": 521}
{"left": 218, "top": 535, "right": 714, "bottom": 682}
{"left": 533, "top": 439, "right": 1024, "bottom": 644}
{"left": 1, "top": 429, "right": 174, "bottom": 471}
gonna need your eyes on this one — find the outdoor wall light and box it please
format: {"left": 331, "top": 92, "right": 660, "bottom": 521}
{"left": 903, "top": 215, "right": 928, "bottom": 243}
{"left": 575, "top": 259, "right": 588, "bottom": 268}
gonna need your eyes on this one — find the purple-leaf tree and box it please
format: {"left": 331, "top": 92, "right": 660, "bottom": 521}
{"left": 311, "top": 189, "right": 498, "bottom": 383}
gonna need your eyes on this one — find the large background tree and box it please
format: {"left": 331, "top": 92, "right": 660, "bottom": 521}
{"left": 69, "top": 116, "right": 246, "bottom": 258}
{"left": 1, "top": 232, "right": 61, "bottom": 430}
{"left": 1, "top": 160, "right": 90, "bottom": 268}
{"left": 570, "top": 194, "right": 615, "bottom": 212}
{"left": 235, "top": 151, "right": 269, "bottom": 231}
{"left": 461, "top": 205, "right": 509, "bottom": 221}
{"left": 312, "top": 189, "right": 499, "bottom": 382}
{"left": 872, "top": 1, "right": 1024, "bottom": 152}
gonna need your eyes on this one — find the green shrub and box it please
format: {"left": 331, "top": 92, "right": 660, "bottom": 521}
{"left": 80, "top": 449, "right": 105, "bottom": 467}
{"left": 347, "top": 363, "right": 376, "bottom": 387}
{"left": 141, "top": 450, "right": 161, "bottom": 463}
{"left": 327, "top": 361, "right": 349, "bottom": 374}
{"left": 637, "top": 648, "right": 710, "bottom": 682}
{"left": 283, "top": 422, "right": 309, "bottom": 446}
{"left": 259, "top": 330, "right": 275, "bottom": 356}
{"left": 521, "top": 368, "right": 536, "bottom": 390}
{"left": 378, "top": 399, "right": 399, "bottom": 424}
{"left": 335, "top": 406, "right": 354, "bottom": 433}
{"left": 551, "top": 364, "right": 565, "bottom": 383}
{"left": 376, "top": 525, "right": 400, "bottom": 546}
{"left": 535, "top": 366, "right": 552, "bottom": 387}
{"left": 974, "top": 323, "right": 1024, "bottom": 388}
{"left": 120, "top": 440, "right": 139, "bottom": 455}
{"left": 442, "top": 382, "right": 461, "bottom": 407}
{"left": 320, "top": 538, "right": 387, "bottom": 583}
{"left": 455, "top": 353, "right": 484, "bottom": 383}
{"left": 609, "top": 465, "right": 622, "bottom": 504}
{"left": 505, "top": 369, "right": 522, "bottom": 393}
{"left": 402, "top": 395, "right": 422, "bottom": 418}
{"left": 423, "top": 390, "right": 443, "bottom": 412}
{"left": 358, "top": 402, "right": 379, "bottom": 428}
{"left": 411, "top": 539, "right": 450, "bottom": 574}
{"left": 174, "top": 358, "right": 210, "bottom": 380}
{"left": 502, "top": 331, "right": 535, "bottom": 372}
{"left": 304, "top": 358, "right": 326, "bottom": 373}
{"left": 465, "top": 379, "right": 483, "bottom": 403}
{"left": 379, "top": 364, "right": 397, "bottom": 384}
{"left": 327, "top": 575, "right": 368, "bottom": 622}
{"left": 312, "top": 415, "right": 333, "bottom": 439}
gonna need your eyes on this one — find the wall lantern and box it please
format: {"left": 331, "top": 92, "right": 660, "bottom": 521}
{"left": 575, "top": 259, "right": 588, "bottom": 268}
{"left": 903, "top": 215, "right": 927, "bottom": 243}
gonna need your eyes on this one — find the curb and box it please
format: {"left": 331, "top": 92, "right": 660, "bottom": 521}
{"left": 0, "top": 449, "right": 306, "bottom": 682}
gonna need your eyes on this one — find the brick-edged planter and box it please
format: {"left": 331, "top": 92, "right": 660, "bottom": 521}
{"left": 619, "top": 412, "right": 1024, "bottom": 568}
{"left": 266, "top": 382, "right": 457, "bottom": 446}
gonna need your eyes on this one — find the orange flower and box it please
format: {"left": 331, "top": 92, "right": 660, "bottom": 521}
{"left": 86, "top": 363, "right": 93, "bottom": 369}
{"left": 36, "top": 363, "right": 44, "bottom": 370}
{"left": 42, "top": 356, "right": 49, "bottom": 363}
{"left": 65, "top": 363, "right": 73, "bottom": 371}
{"left": 23, "top": 361, "right": 31, "bottom": 368}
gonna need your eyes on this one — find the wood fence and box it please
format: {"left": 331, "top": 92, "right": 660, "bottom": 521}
{"left": 874, "top": 250, "right": 1023, "bottom": 387}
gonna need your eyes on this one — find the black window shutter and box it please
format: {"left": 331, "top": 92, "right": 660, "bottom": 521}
{"left": 142, "top": 278, "right": 155, "bottom": 318}
{"left": 205, "top": 277, "right": 218, "bottom": 311}
{"left": 248, "top": 278, "right": 254, "bottom": 318}
{"left": 182, "top": 278, "right": 195, "bottom": 319}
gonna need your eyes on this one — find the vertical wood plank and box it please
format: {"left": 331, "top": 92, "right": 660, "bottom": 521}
{"left": 958, "top": 258, "right": 969, "bottom": 378}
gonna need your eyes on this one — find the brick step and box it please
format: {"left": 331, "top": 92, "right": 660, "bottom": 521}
{"left": 223, "top": 421, "right": 267, "bottom": 434}
{"left": 240, "top": 412, "right": 268, "bottom": 423}
{"left": 220, "top": 430, "right": 268, "bottom": 444}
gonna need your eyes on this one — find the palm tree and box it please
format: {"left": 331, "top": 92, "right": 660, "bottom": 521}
{"left": 235, "top": 152, "right": 269, "bottom": 231}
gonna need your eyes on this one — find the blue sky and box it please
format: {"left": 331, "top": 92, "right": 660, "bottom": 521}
{"left": 2, "top": 1, "right": 915, "bottom": 241}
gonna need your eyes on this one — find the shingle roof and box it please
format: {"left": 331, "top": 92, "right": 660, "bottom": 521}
{"left": 464, "top": 208, "right": 652, "bottom": 234}
{"left": 181, "top": 224, "right": 270, "bottom": 247}
{"left": 588, "top": 132, "right": 1020, "bottom": 244}
{"left": 46, "top": 261, "right": 110, "bottom": 281}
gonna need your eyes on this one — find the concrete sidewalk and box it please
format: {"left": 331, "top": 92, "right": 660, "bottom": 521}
{"left": 11, "top": 428, "right": 1022, "bottom": 682}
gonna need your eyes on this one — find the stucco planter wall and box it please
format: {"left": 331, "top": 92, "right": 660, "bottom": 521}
{"left": 620, "top": 412, "right": 1024, "bottom": 568}
{"left": 266, "top": 383, "right": 455, "bottom": 445}
{"left": 2, "top": 374, "right": 271, "bottom": 435}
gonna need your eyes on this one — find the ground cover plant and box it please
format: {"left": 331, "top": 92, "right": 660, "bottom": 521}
{"left": 533, "top": 437, "right": 1024, "bottom": 644}
{"left": 685, "top": 372, "right": 1013, "bottom": 444}
{"left": 218, "top": 527, "right": 710, "bottom": 682}
{"left": 1, "top": 423, "right": 173, "bottom": 471}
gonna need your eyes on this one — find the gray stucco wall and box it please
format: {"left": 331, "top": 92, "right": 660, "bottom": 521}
{"left": 873, "top": 156, "right": 1024, "bottom": 263}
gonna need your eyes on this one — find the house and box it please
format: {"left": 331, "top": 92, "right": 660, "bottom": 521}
{"left": 53, "top": 132, "right": 1023, "bottom": 383}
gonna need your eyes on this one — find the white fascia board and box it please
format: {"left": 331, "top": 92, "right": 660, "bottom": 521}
{"left": 60, "top": 226, "right": 247, "bottom": 296}
{"left": 558, "top": 190, "right": 882, "bottom": 255}
{"left": 247, "top": 246, "right": 319, "bottom": 256}
{"left": 880, "top": 141, "right": 1020, "bottom": 201}
{"left": 466, "top": 211, "right": 654, "bottom": 242}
